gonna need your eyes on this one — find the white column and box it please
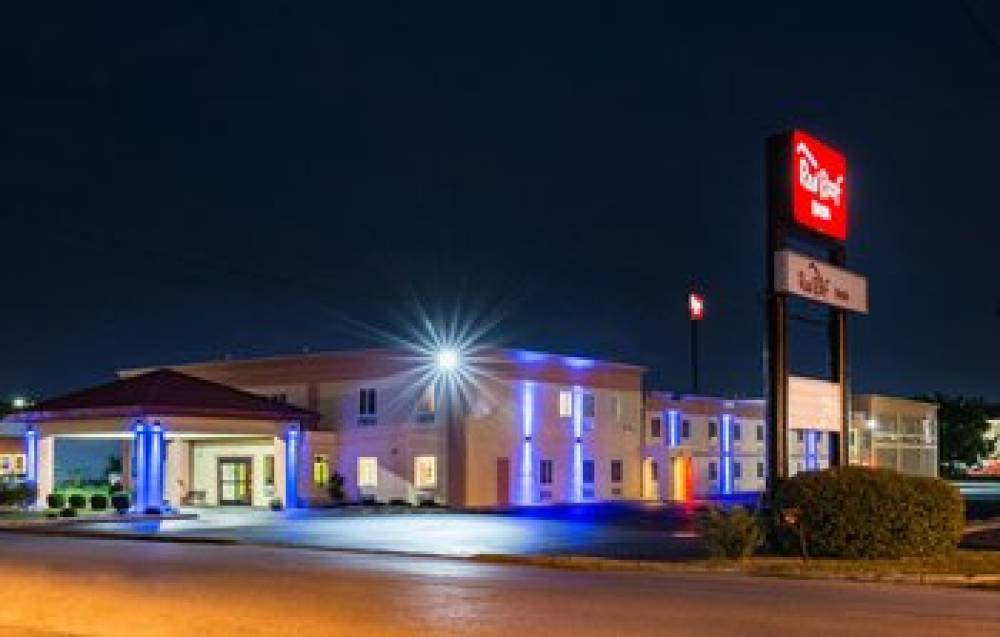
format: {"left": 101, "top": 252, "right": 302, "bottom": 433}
{"left": 36, "top": 435, "right": 55, "bottom": 508}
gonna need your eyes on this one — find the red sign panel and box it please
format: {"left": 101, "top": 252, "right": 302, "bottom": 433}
{"left": 791, "top": 130, "right": 847, "bottom": 241}
{"left": 688, "top": 292, "right": 704, "bottom": 321}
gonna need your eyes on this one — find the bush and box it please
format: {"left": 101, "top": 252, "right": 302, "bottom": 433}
{"left": 772, "top": 466, "right": 965, "bottom": 559}
{"left": 269, "top": 498, "right": 283, "bottom": 511}
{"left": 58, "top": 507, "right": 77, "bottom": 518}
{"left": 111, "top": 493, "right": 130, "bottom": 514}
{"left": 67, "top": 494, "right": 87, "bottom": 510}
{"left": 90, "top": 494, "right": 109, "bottom": 511}
{"left": 0, "top": 482, "right": 36, "bottom": 508}
{"left": 47, "top": 493, "right": 66, "bottom": 510}
{"left": 696, "top": 506, "right": 763, "bottom": 560}
{"left": 328, "top": 472, "right": 345, "bottom": 503}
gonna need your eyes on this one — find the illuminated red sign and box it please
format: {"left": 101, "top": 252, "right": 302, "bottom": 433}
{"left": 688, "top": 292, "right": 704, "bottom": 321}
{"left": 791, "top": 130, "right": 847, "bottom": 241}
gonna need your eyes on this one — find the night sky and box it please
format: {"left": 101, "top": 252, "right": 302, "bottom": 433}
{"left": 2, "top": 2, "right": 999, "bottom": 402}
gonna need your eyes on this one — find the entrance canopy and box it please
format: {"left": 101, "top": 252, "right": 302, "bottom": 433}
{"left": 10, "top": 368, "right": 318, "bottom": 426}
{"left": 1, "top": 370, "right": 320, "bottom": 511}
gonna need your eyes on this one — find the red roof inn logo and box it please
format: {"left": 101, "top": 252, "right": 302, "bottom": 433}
{"left": 792, "top": 130, "right": 847, "bottom": 241}
{"left": 688, "top": 292, "right": 704, "bottom": 321}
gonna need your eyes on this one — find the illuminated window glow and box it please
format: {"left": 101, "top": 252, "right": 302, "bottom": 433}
{"left": 414, "top": 455, "right": 437, "bottom": 489}
{"left": 313, "top": 454, "right": 329, "bottom": 487}
{"left": 358, "top": 457, "right": 378, "bottom": 487}
{"left": 558, "top": 390, "right": 573, "bottom": 417}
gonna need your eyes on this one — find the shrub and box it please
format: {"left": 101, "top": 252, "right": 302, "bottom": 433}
{"left": 111, "top": 493, "right": 130, "bottom": 514}
{"left": 58, "top": 507, "right": 77, "bottom": 518}
{"left": 328, "top": 472, "right": 345, "bottom": 503}
{"left": 90, "top": 494, "right": 109, "bottom": 511}
{"left": 772, "top": 466, "right": 965, "bottom": 559}
{"left": 67, "top": 494, "right": 87, "bottom": 510}
{"left": 46, "top": 493, "right": 66, "bottom": 510}
{"left": 269, "top": 498, "right": 283, "bottom": 511}
{"left": 0, "top": 482, "right": 36, "bottom": 508}
{"left": 696, "top": 506, "right": 763, "bottom": 560}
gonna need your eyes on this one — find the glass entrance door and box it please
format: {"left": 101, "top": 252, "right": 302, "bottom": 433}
{"left": 218, "top": 457, "right": 253, "bottom": 506}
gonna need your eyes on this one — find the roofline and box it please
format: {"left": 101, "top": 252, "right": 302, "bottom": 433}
{"left": 5, "top": 405, "right": 320, "bottom": 427}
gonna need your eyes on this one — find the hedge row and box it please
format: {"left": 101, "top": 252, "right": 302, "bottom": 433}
{"left": 772, "top": 466, "right": 964, "bottom": 559}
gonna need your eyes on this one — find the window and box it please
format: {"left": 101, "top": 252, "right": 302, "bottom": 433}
{"left": 733, "top": 423, "right": 741, "bottom": 441}
{"left": 650, "top": 417, "right": 662, "bottom": 438}
{"left": 650, "top": 460, "right": 658, "bottom": 480}
{"left": 270, "top": 393, "right": 288, "bottom": 404}
{"left": 582, "top": 460, "right": 595, "bottom": 485}
{"left": 681, "top": 420, "right": 691, "bottom": 439}
{"left": 733, "top": 461, "right": 742, "bottom": 479}
{"left": 611, "top": 460, "right": 623, "bottom": 483}
{"left": 539, "top": 459, "right": 553, "bottom": 485}
{"left": 359, "top": 388, "right": 377, "bottom": 416}
{"left": 849, "top": 430, "right": 856, "bottom": 448}
{"left": 417, "top": 383, "right": 436, "bottom": 414}
{"left": 414, "top": 456, "right": 437, "bottom": 489}
{"left": 358, "top": 457, "right": 378, "bottom": 487}
{"left": 796, "top": 430, "right": 804, "bottom": 443}
{"left": 756, "top": 424, "right": 764, "bottom": 442}
{"left": 708, "top": 461, "right": 718, "bottom": 481}
{"left": 708, "top": 421, "right": 718, "bottom": 439}
{"left": 756, "top": 462, "right": 765, "bottom": 479}
{"left": 313, "top": 454, "right": 329, "bottom": 487}
{"left": 558, "top": 390, "right": 573, "bottom": 417}
{"left": 609, "top": 394, "right": 622, "bottom": 420}
{"left": 264, "top": 454, "right": 275, "bottom": 487}
{"left": 0, "top": 457, "right": 10, "bottom": 473}
{"left": 581, "top": 393, "right": 595, "bottom": 418}
{"left": 14, "top": 455, "right": 25, "bottom": 474}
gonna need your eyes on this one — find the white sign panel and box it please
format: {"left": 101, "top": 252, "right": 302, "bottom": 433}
{"left": 788, "top": 376, "right": 842, "bottom": 432}
{"left": 774, "top": 250, "right": 868, "bottom": 314}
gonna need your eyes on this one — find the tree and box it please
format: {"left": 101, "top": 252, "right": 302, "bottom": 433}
{"left": 927, "top": 393, "right": 996, "bottom": 474}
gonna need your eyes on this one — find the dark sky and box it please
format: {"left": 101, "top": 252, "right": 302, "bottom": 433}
{"left": 2, "top": 2, "right": 999, "bottom": 401}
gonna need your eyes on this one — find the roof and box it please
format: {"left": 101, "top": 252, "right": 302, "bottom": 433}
{"left": 6, "top": 369, "right": 319, "bottom": 425}
{"left": 122, "top": 347, "right": 646, "bottom": 391}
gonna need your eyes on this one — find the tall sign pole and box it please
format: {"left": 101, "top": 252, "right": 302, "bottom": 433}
{"left": 765, "top": 130, "right": 865, "bottom": 495}
{"left": 688, "top": 291, "right": 704, "bottom": 394}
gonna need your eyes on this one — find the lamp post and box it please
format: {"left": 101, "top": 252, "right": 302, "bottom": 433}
{"left": 688, "top": 292, "right": 704, "bottom": 394}
{"left": 434, "top": 347, "right": 461, "bottom": 507}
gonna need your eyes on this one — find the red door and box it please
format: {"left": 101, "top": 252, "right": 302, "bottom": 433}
{"left": 496, "top": 457, "right": 510, "bottom": 506}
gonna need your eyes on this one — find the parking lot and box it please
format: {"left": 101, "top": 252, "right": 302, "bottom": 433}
{"left": 70, "top": 503, "right": 707, "bottom": 560}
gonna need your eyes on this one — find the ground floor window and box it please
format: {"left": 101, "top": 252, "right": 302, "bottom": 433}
{"left": 313, "top": 454, "right": 329, "bottom": 487}
{"left": 264, "top": 454, "right": 275, "bottom": 487}
{"left": 358, "top": 457, "right": 378, "bottom": 487}
{"left": 582, "top": 459, "right": 595, "bottom": 485}
{"left": 414, "top": 455, "right": 437, "bottom": 489}
{"left": 539, "top": 459, "right": 553, "bottom": 485}
{"left": 610, "top": 459, "right": 622, "bottom": 483}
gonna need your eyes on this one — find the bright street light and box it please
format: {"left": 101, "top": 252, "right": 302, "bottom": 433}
{"left": 435, "top": 348, "right": 460, "bottom": 372}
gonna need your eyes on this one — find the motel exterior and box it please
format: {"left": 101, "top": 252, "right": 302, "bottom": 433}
{"left": 0, "top": 348, "right": 938, "bottom": 510}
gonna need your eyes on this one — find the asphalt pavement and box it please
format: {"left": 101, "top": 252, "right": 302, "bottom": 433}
{"left": 0, "top": 533, "right": 997, "bottom": 637}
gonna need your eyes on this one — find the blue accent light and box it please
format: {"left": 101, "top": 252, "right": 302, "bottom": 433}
{"left": 285, "top": 425, "right": 300, "bottom": 509}
{"left": 720, "top": 414, "right": 733, "bottom": 495}
{"left": 520, "top": 381, "right": 535, "bottom": 504}
{"left": 514, "top": 350, "right": 548, "bottom": 363}
{"left": 132, "top": 420, "right": 148, "bottom": 512}
{"left": 572, "top": 386, "right": 583, "bottom": 502}
{"left": 805, "top": 429, "right": 818, "bottom": 471}
{"left": 563, "top": 357, "right": 595, "bottom": 369}
{"left": 148, "top": 422, "right": 165, "bottom": 512}
{"left": 24, "top": 426, "right": 38, "bottom": 484}
{"left": 668, "top": 410, "right": 680, "bottom": 447}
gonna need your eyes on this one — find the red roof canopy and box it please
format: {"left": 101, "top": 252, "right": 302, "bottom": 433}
{"left": 9, "top": 369, "right": 319, "bottom": 426}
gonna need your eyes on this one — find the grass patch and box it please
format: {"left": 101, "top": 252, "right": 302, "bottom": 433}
{"left": 739, "top": 549, "right": 1000, "bottom": 577}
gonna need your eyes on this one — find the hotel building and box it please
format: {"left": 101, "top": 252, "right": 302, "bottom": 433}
{"left": 0, "top": 348, "right": 939, "bottom": 510}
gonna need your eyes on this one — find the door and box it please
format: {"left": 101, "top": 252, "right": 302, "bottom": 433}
{"left": 496, "top": 457, "right": 510, "bottom": 506}
{"left": 218, "top": 457, "right": 253, "bottom": 506}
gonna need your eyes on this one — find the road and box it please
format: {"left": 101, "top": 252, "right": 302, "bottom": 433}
{"left": 0, "top": 534, "right": 997, "bottom": 637}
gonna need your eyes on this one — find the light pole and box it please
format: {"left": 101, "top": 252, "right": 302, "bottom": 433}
{"left": 688, "top": 292, "right": 704, "bottom": 394}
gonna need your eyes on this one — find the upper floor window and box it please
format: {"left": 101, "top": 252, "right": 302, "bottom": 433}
{"left": 708, "top": 461, "right": 718, "bottom": 481}
{"left": 610, "top": 460, "right": 623, "bottom": 483}
{"left": 539, "top": 459, "right": 553, "bottom": 485}
{"left": 558, "top": 391, "right": 574, "bottom": 417}
{"left": 581, "top": 393, "right": 595, "bottom": 419}
{"left": 733, "top": 461, "right": 742, "bottom": 479}
{"left": 681, "top": 420, "right": 691, "bottom": 439}
{"left": 756, "top": 424, "right": 764, "bottom": 442}
{"left": 756, "top": 462, "right": 765, "bottom": 478}
{"left": 609, "top": 394, "right": 622, "bottom": 420}
{"left": 359, "top": 388, "right": 377, "bottom": 424}
{"left": 270, "top": 393, "right": 288, "bottom": 404}
{"left": 416, "top": 384, "right": 436, "bottom": 415}
{"left": 795, "top": 430, "right": 804, "bottom": 443}
{"left": 733, "top": 423, "right": 742, "bottom": 441}
{"left": 650, "top": 417, "right": 662, "bottom": 438}
{"left": 708, "top": 421, "right": 718, "bottom": 439}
